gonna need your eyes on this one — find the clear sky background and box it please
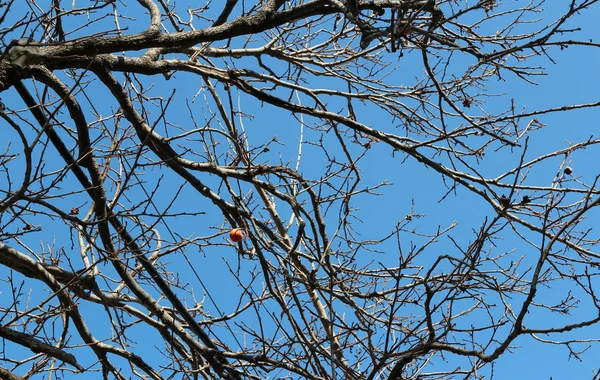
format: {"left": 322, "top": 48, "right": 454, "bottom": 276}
{"left": 2, "top": 1, "right": 600, "bottom": 379}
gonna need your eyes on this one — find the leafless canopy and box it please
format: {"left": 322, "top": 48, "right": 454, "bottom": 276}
{"left": 1, "top": 0, "right": 600, "bottom": 379}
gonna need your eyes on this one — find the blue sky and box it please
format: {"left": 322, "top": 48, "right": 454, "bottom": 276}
{"left": 2, "top": 1, "right": 600, "bottom": 379}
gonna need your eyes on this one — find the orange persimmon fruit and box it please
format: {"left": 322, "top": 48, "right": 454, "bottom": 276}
{"left": 229, "top": 228, "right": 245, "bottom": 242}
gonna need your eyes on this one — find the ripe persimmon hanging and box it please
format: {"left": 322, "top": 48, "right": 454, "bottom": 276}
{"left": 229, "top": 228, "right": 245, "bottom": 242}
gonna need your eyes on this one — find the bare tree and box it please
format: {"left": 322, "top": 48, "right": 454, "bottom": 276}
{"left": 1, "top": 0, "right": 600, "bottom": 379}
